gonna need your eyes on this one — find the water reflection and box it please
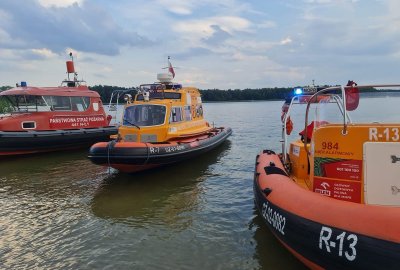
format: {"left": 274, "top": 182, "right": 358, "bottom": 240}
{"left": 0, "top": 150, "right": 107, "bottom": 197}
{"left": 0, "top": 149, "right": 109, "bottom": 269}
{"left": 250, "top": 206, "right": 307, "bottom": 270}
{"left": 91, "top": 141, "right": 231, "bottom": 230}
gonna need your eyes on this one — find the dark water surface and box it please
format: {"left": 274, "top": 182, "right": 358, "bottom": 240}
{"left": 1, "top": 101, "right": 308, "bottom": 269}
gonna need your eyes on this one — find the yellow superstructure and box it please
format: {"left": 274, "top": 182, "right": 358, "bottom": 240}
{"left": 118, "top": 83, "right": 211, "bottom": 143}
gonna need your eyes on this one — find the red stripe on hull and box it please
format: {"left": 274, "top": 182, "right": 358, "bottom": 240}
{"left": 274, "top": 232, "right": 323, "bottom": 270}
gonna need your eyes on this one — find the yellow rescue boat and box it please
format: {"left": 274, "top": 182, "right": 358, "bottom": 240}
{"left": 89, "top": 65, "right": 232, "bottom": 173}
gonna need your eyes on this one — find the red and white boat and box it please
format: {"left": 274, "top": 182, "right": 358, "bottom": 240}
{"left": 0, "top": 54, "right": 117, "bottom": 156}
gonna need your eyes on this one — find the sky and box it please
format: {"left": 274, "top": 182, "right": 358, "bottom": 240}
{"left": 0, "top": 0, "right": 399, "bottom": 89}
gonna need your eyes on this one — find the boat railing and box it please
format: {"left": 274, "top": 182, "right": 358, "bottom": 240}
{"left": 60, "top": 79, "right": 87, "bottom": 87}
{"left": 282, "top": 92, "right": 347, "bottom": 164}
{"left": 108, "top": 89, "right": 135, "bottom": 126}
{"left": 302, "top": 84, "right": 400, "bottom": 157}
{"left": 138, "top": 83, "right": 166, "bottom": 101}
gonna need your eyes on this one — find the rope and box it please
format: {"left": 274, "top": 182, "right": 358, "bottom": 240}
{"left": 144, "top": 142, "right": 150, "bottom": 165}
{"left": 107, "top": 140, "right": 116, "bottom": 174}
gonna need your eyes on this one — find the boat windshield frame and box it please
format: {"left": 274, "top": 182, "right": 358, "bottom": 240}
{"left": 284, "top": 84, "right": 400, "bottom": 164}
{"left": 304, "top": 84, "right": 400, "bottom": 145}
{"left": 123, "top": 104, "right": 167, "bottom": 128}
{"left": 282, "top": 92, "right": 348, "bottom": 164}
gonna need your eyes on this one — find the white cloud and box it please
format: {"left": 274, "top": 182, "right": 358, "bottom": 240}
{"left": 38, "top": 0, "right": 84, "bottom": 8}
{"left": 280, "top": 37, "right": 292, "bottom": 45}
{"left": 174, "top": 16, "right": 252, "bottom": 47}
{"left": 31, "top": 48, "right": 57, "bottom": 58}
{"left": 156, "top": 0, "right": 193, "bottom": 15}
{"left": 0, "top": 0, "right": 152, "bottom": 56}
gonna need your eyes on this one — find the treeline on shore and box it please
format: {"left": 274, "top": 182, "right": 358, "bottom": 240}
{"left": 0, "top": 84, "right": 390, "bottom": 104}
{"left": 0, "top": 84, "right": 299, "bottom": 102}
{"left": 87, "top": 85, "right": 380, "bottom": 103}
{"left": 0, "top": 86, "right": 12, "bottom": 91}
{"left": 88, "top": 85, "right": 297, "bottom": 103}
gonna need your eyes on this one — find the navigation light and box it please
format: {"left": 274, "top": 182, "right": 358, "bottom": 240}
{"left": 294, "top": 87, "right": 303, "bottom": 95}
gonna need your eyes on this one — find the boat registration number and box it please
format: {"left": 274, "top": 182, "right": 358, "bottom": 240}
{"left": 319, "top": 226, "right": 358, "bottom": 261}
{"left": 261, "top": 202, "right": 286, "bottom": 235}
{"left": 149, "top": 145, "right": 186, "bottom": 154}
{"left": 369, "top": 127, "right": 400, "bottom": 141}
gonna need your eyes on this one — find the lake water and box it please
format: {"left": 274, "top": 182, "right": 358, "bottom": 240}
{"left": 1, "top": 95, "right": 397, "bottom": 269}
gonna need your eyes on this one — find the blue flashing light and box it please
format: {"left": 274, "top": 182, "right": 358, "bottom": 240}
{"left": 20, "top": 81, "right": 27, "bottom": 87}
{"left": 294, "top": 87, "right": 303, "bottom": 95}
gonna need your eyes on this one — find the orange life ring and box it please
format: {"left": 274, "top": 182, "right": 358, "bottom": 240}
{"left": 286, "top": 116, "right": 293, "bottom": 135}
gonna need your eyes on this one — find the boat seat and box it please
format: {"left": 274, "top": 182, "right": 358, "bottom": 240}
{"left": 299, "top": 121, "right": 329, "bottom": 142}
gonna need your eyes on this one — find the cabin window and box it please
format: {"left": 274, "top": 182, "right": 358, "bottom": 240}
{"left": 196, "top": 104, "right": 203, "bottom": 117}
{"left": 123, "top": 104, "right": 166, "bottom": 127}
{"left": 0, "top": 96, "right": 16, "bottom": 113}
{"left": 71, "top": 97, "right": 90, "bottom": 111}
{"left": 0, "top": 95, "right": 49, "bottom": 112}
{"left": 0, "top": 95, "right": 91, "bottom": 113}
{"left": 136, "top": 92, "right": 181, "bottom": 101}
{"left": 184, "top": 105, "right": 192, "bottom": 121}
{"left": 43, "top": 96, "right": 72, "bottom": 111}
{"left": 170, "top": 107, "right": 183, "bottom": 123}
{"left": 42, "top": 96, "right": 91, "bottom": 111}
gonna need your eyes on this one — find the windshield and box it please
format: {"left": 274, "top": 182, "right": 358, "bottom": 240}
{"left": 123, "top": 104, "right": 166, "bottom": 127}
{"left": 347, "top": 91, "right": 400, "bottom": 123}
{"left": 283, "top": 87, "right": 400, "bottom": 152}
{"left": 284, "top": 94, "right": 345, "bottom": 139}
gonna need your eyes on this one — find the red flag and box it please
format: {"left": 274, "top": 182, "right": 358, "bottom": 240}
{"left": 345, "top": 80, "right": 359, "bottom": 111}
{"left": 168, "top": 60, "right": 175, "bottom": 78}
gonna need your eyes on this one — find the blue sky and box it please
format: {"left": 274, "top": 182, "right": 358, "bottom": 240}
{"left": 0, "top": 0, "right": 399, "bottom": 89}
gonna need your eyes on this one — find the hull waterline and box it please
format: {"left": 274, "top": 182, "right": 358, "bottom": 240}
{"left": 89, "top": 127, "right": 232, "bottom": 173}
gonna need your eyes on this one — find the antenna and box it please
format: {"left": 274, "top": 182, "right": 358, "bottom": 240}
{"left": 63, "top": 52, "right": 86, "bottom": 87}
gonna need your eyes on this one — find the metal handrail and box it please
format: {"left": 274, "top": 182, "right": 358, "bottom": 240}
{"left": 303, "top": 84, "right": 400, "bottom": 156}
{"left": 282, "top": 94, "right": 341, "bottom": 164}
{"left": 303, "top": 86, "right": 347, "bottom": 156}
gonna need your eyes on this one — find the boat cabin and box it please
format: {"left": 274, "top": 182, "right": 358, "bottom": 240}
{"left": 0, "top": 86, "right": 109, "bottom": 131}
{"left": 0, "top": 54, "right": 113, "bottom": 131}
{"left": 117, "top": 81, "right": 210, "bottom": 143}
{"left": 282, "top": 84, "right": 400, "bottom": 206}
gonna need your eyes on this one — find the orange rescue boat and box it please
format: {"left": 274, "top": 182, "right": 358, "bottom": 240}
{"left": 254, "top": 83, "right": 400, "bottom": 269}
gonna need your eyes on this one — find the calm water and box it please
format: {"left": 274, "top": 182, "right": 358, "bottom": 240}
{"left": 3, "top": 94, "right": 396, "bottom": 269}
